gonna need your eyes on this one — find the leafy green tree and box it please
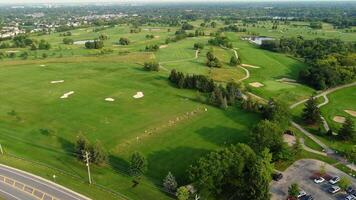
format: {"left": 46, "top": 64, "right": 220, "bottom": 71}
{"left": 338, "top": 117, "right": 355, "bottom": 140}
{"left": 288, "top": 183, "right": 299, "bottom": 198}
{"left": 143, "top": 61, "right": 160, "bottom": 71}
{"left": 302, "top": 96, "right": 321, "bottom": 125}
{"left": 129, "top": 152, "right": 147, "bottom": 177}
{"left": 229, "top": 56, "right": 239, "bottom": 66}
{"left": 193, "top": 42, "right": 204, "bottom": 50}
{"left": 249, "top": 120, "right": 284, "bottom": 159}
{"left": 188, "top": 143, "right": 272, "bottom": 199}
{"left": 119, "top": 37, "right": 130, "bottom": 45}
{"left": 63, "top": 38, "right": 74, "bottom": 45}
{"left": 176, "top": 186, "right": 190, "bottom": 200}
{"left": 75, "top": 134, "right": 90, "bottom": 160}
{"left": 338, "top": 177, "right": 351, "bottom": 190}
{"left": 90, "top": 140, "right": 108, "bottom": 165}
{"left": 163, "top": 172, "right": 178, "bottom": 192}
{"left": 262, "top": 98, "right": 291, "bottom": 129}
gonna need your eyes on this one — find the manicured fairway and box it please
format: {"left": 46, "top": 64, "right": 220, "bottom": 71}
{"left": 320, "top": 86, "right": 356, "bottom": 130}
{"left": 0, "top": 54, "right": 259, "bottom": 199}
{"left": 226, "top": 32, "right": 315, "bottom": 105}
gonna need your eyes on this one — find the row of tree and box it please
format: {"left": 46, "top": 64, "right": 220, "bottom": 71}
{"left": 260, "top": 37, "right": 355, "bottom": 89}
{"left": 169, "top": 69, "right": 243, "bottom": 109}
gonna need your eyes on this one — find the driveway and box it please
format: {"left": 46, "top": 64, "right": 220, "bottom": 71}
{"left": 271, "top": 159, "right": 356, "bottom": 200}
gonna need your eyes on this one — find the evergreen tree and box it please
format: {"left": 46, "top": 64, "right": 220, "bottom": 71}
{"left": 129, "top": 152, "right": 147, "bottom": 177}
{"left": 302, "top": 96, "right": 321, "bottom": 124}
{"left": 338, "top": 117, "right": 355, "bottom": 140}
{"left": 75, "top": 134, "right": 90, "bottom": 160}
{"left": 163, "top": 172, "right": 178, "bottom": 192}
{"left": 90, "top": 140, "right": 108, "bottom": 165}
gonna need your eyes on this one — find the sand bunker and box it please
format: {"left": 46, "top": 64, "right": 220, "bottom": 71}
{"left": 6, "top": 50, "right": 20, "bottom": 53}
{"left": 277, "top": 78, "right": 297, "bottom": 83}
{"left": 241, "top": 64, "right": 260, "bottom": 68}
{"left": 249, "top": 82, "right": 264, "bottom": 88}
{"left": 133, "top": 92, "right": 144, "bottom": 99}
{"left": 40, "top": 65, "right": 46, "bottom": 67}
{"left": 51, "top": 80, "right": 64, "bottom": 84}
{"left": 344, "top": 110, "right": 356, "bottom": 117}
{"left": 333, "top": 116, "right": 346, "bottom": 123}
{"left": 159, "top": 45, "right": 168, "bottom": 49}
{"left": 60, "top": 91, "right": 74, "bottom": 99}
{"left": 154, "top": 36, "right": 160, "bottom": 38}
{"left": 105, "top": 98, "right": 115, "bottom": 102}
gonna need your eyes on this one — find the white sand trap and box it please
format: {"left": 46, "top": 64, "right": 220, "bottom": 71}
{"left": 344, "top": 110, "right": 356, "bottom": 117}
{"left": 40, "top": 65, "right": 46, "bottom": 67}
{"left": 6, "top": 50, "right": 20, "bottom": 53}
{"left": 333, "top": 116, "right": 346, "bottom": 123}
{"left": 249, "top": 82, "right": 264, "bottom": 88}
{"left": 277, "top": 78, "right": 297, "bottom": 83}
{"left": 241, "top": 64, "right": 260, "bottom": 68}
{"left": 60, "top": 91, "right": 74, "bottom": 99}
{"left": 154, "top": 35, "right": 160, "bottom": 38}
{"left": 51, "top": 80, "right": 64, "bottom": 84}
{"left": 105, "top": 98, "right": 115, "bottom": 102}
{"left": 159, "top": 45, "right": 168, "bottom": 49}
{"left": 133, "top": 92, "right": 144, "bottom": 99}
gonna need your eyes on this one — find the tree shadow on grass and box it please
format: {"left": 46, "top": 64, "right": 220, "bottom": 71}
{"left": 195, "top": 125, "right": 249, "bottom": 147}
{"left": 146, "top": 147, "right": 210, "bottom": 185}
{"left": 108, "top": 155, "right": 130, "bottom": 175}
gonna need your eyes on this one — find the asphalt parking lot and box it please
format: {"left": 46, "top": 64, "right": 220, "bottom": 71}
{"left": 270, "top": 159, "right": 356, "bottom": 200}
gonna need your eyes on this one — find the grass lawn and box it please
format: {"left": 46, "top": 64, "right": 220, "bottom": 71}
{"left": 225, "top": 32, "right": 315, "bottom": 105}
{"left": 0, "top": 54, "right": 259, "bottom": 199}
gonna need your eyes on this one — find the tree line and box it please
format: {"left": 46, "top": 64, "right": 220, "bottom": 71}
{"left": 261, "top": 37, "right": 356, "bottom": 89}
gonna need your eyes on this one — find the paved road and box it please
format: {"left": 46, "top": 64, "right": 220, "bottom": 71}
{"left": 0, "top": 164, "right": 90, "bottom": 200}
{"left": 271, "top": 159, "right": 356, "bottom": 200}
{"left": 289, "top": 81, "right": 356, "bottom": 109}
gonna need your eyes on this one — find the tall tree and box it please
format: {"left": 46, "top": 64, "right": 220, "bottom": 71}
{"left": 163, "top": 172, "right": 178, "bottom": 193}
{"left": 129, "top": 152, "right": 147, "bottom": 177}
{"left": 302, "top": 96, "right": 321, "bottom": 124}
{"left": 249, "top": 120, "right": 284, "bottom": 159}
{"left": 90, "top": 140, "right": 108, "bottom": 165}
{"left": 188, "top": 144, "right": 272, "bottom": 199}
{"left": 338, "top": 117, "right": 355, "bottom": 140}
{"left": 75, "top": 134, "right": 90, "bottom": 160}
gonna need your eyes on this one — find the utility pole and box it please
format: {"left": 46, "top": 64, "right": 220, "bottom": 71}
{"left": 84, "top": 151, "right": 92, "bottom": 184}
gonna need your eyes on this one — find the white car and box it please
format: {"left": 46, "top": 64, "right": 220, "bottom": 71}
{"left": 328, "top": 186, "right": 341, "bottom": 194}
{"left": 329, "top": 176, "right": 340, "bottom": 184}
{"left": 345, "top": 195, "right": 356, "bottom": 200}
{"left": 298, "top": 190, "right": 307, "bottom": 198}
{"left": 313, "top": 176, "right": 325, "bottom": 184}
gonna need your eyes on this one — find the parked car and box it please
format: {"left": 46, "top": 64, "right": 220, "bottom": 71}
{"left": 345, "top": 194, "right": 356, "bottom": 200}
{"left": 328, "top": 186, "right": 341, "bottom": 194}
{"left": 329, "top": 176, "right": 340, "bottom": 184}
{"left": 346, "top": 186, "right": 354, "bottom": 194}
{"left": 298, "top": 190, "right": 307, "bottom": 198}
{"left": 313, "top": 176, "right": 325, "bottom": 184}
{"left": 303, "top": 195, "right": 314, "bottom": 200}
{"left": 272, "top": 172, "right": 283, "bottom": 181}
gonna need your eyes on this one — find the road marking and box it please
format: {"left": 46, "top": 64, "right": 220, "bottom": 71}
{"left": 0, "top": 174, "right": 57, "bottom": 200}
{"left": 0, "top": 165, "right": 87, "bottom": 200}
{"left": 0, "top": 187, "right": 23, "bottom": 200}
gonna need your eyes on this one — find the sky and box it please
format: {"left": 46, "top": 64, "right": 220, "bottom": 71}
{"left": 0, "top": 0, "right": 352, "bottom": 4}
